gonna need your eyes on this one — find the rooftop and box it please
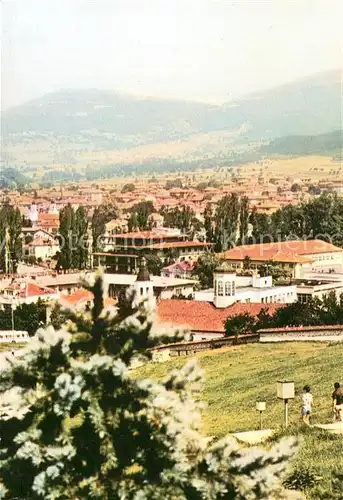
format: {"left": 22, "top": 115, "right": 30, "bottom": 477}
{"left": 60, "top": 289, "right": 116, "bottom": 308}
{"left": 0, "top": 281, "right": 57, "bottom": 299}
{"left": 220, "top": 240, "right": 343, "bottom": 264}
{"left": 157, "top": 300, "right": 281, "bottom": 334}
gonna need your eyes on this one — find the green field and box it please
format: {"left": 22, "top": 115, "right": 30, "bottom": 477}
{"left": 136, "top": 342, "right": 343, "bottom": 499}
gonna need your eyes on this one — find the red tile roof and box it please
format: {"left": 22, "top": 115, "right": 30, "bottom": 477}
{"left": 162, "top": 261, "right": 195, "bottom": 272}
{"left": 157, "top": 300, "right": 281, "bottom": 334}
{"left": 38, "top": 213, "right": 59, "bottom": 221}
{"left": 26, "top": 283, "right": 56, "bottom": 297}
{"left": 220, "top": 240, "right": 342, "bottom": 264}
{"left": 4, "top": 282, "right": 57, "bottom": 298}
{"left": 61, "top": 289, "right": 116, "bottom": 308}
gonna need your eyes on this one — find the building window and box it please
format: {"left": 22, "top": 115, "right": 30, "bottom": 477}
{"left": 217, "top": 280, "right": 224, "bottom": 296}
{"left": 225, "top": 281, "right": 231, "bottom": 296}
{"left": 298, "top": 293, "right": 310, "bottom": 304}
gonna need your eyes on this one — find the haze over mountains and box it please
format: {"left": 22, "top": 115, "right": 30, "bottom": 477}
{"left": 1, "top": 69, "right": 342, "bottom": 181}
{"left": 3, "top": 69, "right": 341, "bottom": 142}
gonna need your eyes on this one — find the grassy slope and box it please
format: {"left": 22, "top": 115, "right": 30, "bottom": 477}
{"left": 136, "top": 342, "right": 343, "bottom": 498}
{"left": 137, "top": 342, "right": 342, "bottom": 434}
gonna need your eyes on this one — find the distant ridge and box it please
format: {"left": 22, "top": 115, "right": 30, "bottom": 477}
{"left": 261, "top": 129, "right": 342, "bottom": 156}
{"left": 1, "top": 69, "right": 341, "bottom": 179}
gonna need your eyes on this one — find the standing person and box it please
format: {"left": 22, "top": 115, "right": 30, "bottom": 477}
{"left": 301, "top": 385, "right": 313, "bottom": 425}
{"left": 332, "top": 382, "right": 343, "bottom": 422}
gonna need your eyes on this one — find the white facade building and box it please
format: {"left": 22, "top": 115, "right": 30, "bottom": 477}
{"left": 194, "top": 263, "right": 297, "bottom": 306}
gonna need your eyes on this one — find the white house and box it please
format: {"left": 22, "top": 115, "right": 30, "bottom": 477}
{"left": 194, "top": 263, "right": 297, "bottom": 306}
{"left": 22, "top": 229, "right": 60, "bottom": 261}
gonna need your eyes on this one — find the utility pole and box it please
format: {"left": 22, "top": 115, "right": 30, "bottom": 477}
{"left": 11, "top": 301, "right": 15, "bottom": 331}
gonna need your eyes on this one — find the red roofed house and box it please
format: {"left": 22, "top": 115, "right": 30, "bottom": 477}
{"left": 34, "top": 213, "right": 59, "bottom": 233}
{"left": 157, "top": 261, "right": 293, "bottom": 340}
{"left": 157, "top": 300, "right": 281, "bottom": 341}
{"left": 161, "top": 261, "right": 195, "bottom": 279}
{"left": 60, "top": 288, "right": 116, "bottom": 311}
{"left": 22, "top": 230, "right": 60, "bottom": 261}
{"left": 220, "top": 240, "right": 343, "bottom": 278}
{"left": 0, "top": 280, "right": 59, "bottom": 308}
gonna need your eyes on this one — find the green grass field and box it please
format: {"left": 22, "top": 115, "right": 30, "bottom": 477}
{"left": 136, "top": 342, "right": 343, "bottom": 499}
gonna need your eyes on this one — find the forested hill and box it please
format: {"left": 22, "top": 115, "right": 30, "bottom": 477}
{"left": 261, "top": 130, "right": 342, "bottom": 157}
{"left": 0, "top": 168, "right": 30, "bottom": 189}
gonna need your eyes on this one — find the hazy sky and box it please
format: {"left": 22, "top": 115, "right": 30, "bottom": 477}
{"left": 1, "top": 0, "right": 342, "bottom": 109}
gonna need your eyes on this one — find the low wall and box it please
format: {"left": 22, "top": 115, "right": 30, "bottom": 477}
{"left": 152, "top": 334, "right": 259, "bottom": 357}
{"left": 259, "top": 325, "right": 343, "bottom": 343}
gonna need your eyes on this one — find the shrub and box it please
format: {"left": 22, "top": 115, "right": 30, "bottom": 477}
{"left": 0, "top": 274, "right": 300, "bottom": 499}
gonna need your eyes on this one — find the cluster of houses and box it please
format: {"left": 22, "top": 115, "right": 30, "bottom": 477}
{"left": 2, "top": 177, "right": 343, "bottom": 345}
{"left": 2, "top": 232, "right": 343, "bottom": 343}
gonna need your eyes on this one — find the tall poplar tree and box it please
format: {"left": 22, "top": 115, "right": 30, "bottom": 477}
{"left": 58, "top": 204, "right": 75, "bottom": 271}
{"left": 74, "top": 206, "right": 89, "bottom": 270}
{"left": 0, "top": 203, "right": 22, "bottom": 273}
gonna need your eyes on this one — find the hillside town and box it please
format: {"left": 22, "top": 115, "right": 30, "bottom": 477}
{"left": 2, "top": 174, "right": 343, "bottom": 342}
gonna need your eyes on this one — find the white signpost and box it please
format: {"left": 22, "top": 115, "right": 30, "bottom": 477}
{"left": 256, "top": 401, "right": 266, "bottom": 430}
{"left": 277, "top": 381, "right": 295, "bottom": 428}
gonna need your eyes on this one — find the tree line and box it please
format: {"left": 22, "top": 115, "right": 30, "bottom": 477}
{"left": 249, "top": 192, "right": 343, "bottom": 247}
{"left": 2, "top": 191, "right": 343, "bottom": 274}
{"left": 0, "top": 300, "right": 47, "bottom": 335}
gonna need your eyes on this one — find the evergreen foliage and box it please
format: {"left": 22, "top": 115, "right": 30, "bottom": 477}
{"left": 57, "top": 203, "right": 89, "bottom": 271}
{"left": 0, "top": 203, "right": 22, "bottom": 273}
{"left": 0, "top": 274, "right": 300, "bottom": 499}
{"left": 203, "top": 195, "right": 250, "bottom": 251}
{"left": 250, "top": 193, "right": 343, "bottom": 246}
{"left": 160, "top": 206, "right": 197, "bottom": 234}
{"left": 193, "top": 253, "right": 221, "bottom": 289}
{"left": 0, "top": 300, "right": 47, "bottom": 335}
{"left": 128, "top": 201, "right": 155, "bottom": 231}
{"left": 91, "top": 204, "right": 119, "bottom": 252}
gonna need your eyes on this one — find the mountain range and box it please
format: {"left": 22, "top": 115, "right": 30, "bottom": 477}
{"left": 1, "top": 69, "right": 342, "bottom": 180}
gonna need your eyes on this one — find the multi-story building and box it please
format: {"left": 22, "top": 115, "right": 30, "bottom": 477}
{"left": 94, "top": 228, "right": 211, "bottom": 274}
{"left": 194, "top": 263, "right": 297, "bottom": 306}
{"left": 220, "top": 240, "right": 343, "bottom": 278}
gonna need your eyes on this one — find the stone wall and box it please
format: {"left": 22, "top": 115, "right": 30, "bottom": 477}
{"left": 152, "top": 334, "right": 259, "bottom": 358}
{"left": 259, "top": 325, "right": 343, "bottom": 342}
